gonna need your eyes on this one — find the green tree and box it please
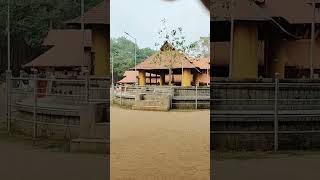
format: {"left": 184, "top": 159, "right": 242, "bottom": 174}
{"left": 111, "top": 37, "right": 155, "bottom": 81}
{"left": 154, "top": 18, "right": 197, "bottom": 85}
{"left": 0, "top": 0, "right": 103, "bottom": 47}
{"left": 189, "top": 36, "right": 210, "bottom": 58}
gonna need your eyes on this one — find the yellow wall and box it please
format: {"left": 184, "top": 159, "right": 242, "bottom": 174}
{"left": 138, "top": 70, "right": 146, "bottom": 86}
{"left": 231, "top": 24, "right": 258, "bottom": 80}
{"left": 92, "top": 25, "right": 109, "bottom": 75}
{"left": 182, "top": 69, "right": 192, "bottom": 87}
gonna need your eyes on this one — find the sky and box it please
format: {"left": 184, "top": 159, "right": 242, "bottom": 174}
{"left": 110, "top": 0, "right": 209, "bottom": 49}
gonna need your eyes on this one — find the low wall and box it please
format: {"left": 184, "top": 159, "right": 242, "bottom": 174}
{"left": 112, "top": 93, "right": 135, "bottom": 108}
{"left": 211, "top": 118, "right": 320, "bottom": 151}
{"left": 11, "top": 111, "right": 80, "bottom": 139}
{"left": 113, "top": 86, "right": 210, "bottom": 110}
{"left": 211, "top": 79, "right": 320, "bottom": 151}
{"left": 0, "top": 83, "right": 5, "bottom": 123}
{"left": 10, "top": 103, "right": 108, "bottom": 140}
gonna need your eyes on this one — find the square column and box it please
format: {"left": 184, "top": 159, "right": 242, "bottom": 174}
{"left": 92, "top": 25, "right": 108, "bottom": 75}
{"left": 193, "top": 72, "right": 200, "bottom": 86}
{"left": 231, "top": 23, "right": 259, "bottom": 80}
{"left": 182, "top": 69, "right": 192, "bottom": 87}
{"left": 138, "top": 70, "right": 146, "bottom": 86}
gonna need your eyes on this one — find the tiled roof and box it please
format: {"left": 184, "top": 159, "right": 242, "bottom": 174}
{"left": 192, "top": 58, "right": 210, "bottom": 69}
{"left": 23, "top": 30, "right": 92, "bottom": 67}
{"left": 211, "top": 0, "right": 320, "bottom": 24}
{"left": 43, "top": 30, "right": 92, "bottom": 47}
{"left": 133, "top": 51, "right": 196, "bottom": 70}
{"left": 133, "top": 42, "right": 198, "bottom": 70}
{"left": 66, "top": 0, "right": 109, "bottom": 25}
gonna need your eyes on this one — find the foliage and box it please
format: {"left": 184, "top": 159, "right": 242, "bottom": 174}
{"left": 0, "top": 0, "right": 103, "bottom": 47}
{"left": 110, "top": 37, "right": 155, "bottom": 81}
{"left": 153, "top": 18, "right": 209, "bottom": 85}
{"left": 189, "top": 36, "right": 210, "bottom": 58}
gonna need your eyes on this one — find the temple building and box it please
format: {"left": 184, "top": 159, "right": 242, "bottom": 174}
{"left": 23, "top": 30, "right": 92, "bottom": 77}
{"left": 23, "top": 0, "right": 109, "bottom": 77}
{"left": 66, "top": 0, "right": 109, "bottom": 76}
{"left": 212, "top": 0, "right": 320, "bottom": 80}
{"left": 118, "top": 42, "right": 210, "bottom": 87}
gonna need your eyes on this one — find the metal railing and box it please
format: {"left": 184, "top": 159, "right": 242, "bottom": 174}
{"left": 211, "top": 77, "right": 320, "bottom": 151}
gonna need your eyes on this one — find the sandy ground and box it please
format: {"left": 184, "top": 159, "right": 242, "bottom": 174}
{"left": 212, "top": 151, "right": 320, "bottom": 180}
{"left": 0, "top": 130, "right": 108, "bottom": 180}
{"left": 110, "top": 106, "right": 210, "bottom": 180}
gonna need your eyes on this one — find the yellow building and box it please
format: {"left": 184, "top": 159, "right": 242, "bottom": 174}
{"left": 131, "top": 41, "right": 209, "bottom": 87}
{"left": 212, "top": 0, "right": 320, "bottom": 80}
{"left": 66, "top": 0, "right": 109, "bottom": 76}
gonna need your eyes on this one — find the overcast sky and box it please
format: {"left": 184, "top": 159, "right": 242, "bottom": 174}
{"left": 110, "top": 0, "right": 209, "bottom": 49}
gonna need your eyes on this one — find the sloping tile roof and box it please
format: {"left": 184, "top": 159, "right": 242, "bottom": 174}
{"left": 211, "top": 0, "right": 320, "bottom": 24}
{"left": 118, "top": 71, "right": 137, "bottom": 84}
{"left": 133, "top": 42, "right": 198, "bottom": 70}
{"left": 23, "top": 30, "right": 92, "bottom": 67}
{"left": 43, "top": 30, "right": 92, "bottom": 47}
{"left": 66, "top": 0, "right": 109, "bottom": 25}
{"left": 192, "top": 58, "right": 210, "bottom": 69}
{"left": 133, "top": 51, "right": 197, "bottom": 70}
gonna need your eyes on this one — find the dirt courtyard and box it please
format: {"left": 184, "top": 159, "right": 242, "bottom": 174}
{"left": 0, "top": 130, "right": 108, "bottom": 180}
{"left": 212, "top": 151, "right": 320, "bottom": 180}
{"left": 110, "top": 106, "right": 210, "bottom": 180}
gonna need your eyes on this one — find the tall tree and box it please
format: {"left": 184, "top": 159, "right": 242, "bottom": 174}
{"left": 0, "top": 0, "right": 103, "bottom": 47}
{"left": 111, "top": 37, "right": 155, "bottom": 81}
{"left": 154, "top": 18, "right": 197, "bottom": 85}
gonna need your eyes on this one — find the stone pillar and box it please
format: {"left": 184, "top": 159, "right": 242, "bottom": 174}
{"left": 160, "top": 73, "right": 165, "bottom": 86}
{"left": 231, "top": 23, "right": 258, "bottom": 80}
{"left": 193, "top": 72, "right": 200, "bottom": 86}
{"left": 138, "top": 70, "right": 146, "bottom": 86}
{"left": 149, "top": 73, "right": 152, "bottom": 85}
{"left": 268, "top": 40, "right": 287, "bottom": 79}
{"left": 92, "top": 25, "right": 108, "bottom": 75}
{"left": 182, "top": 69, "right": 192, "bottom": 87}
